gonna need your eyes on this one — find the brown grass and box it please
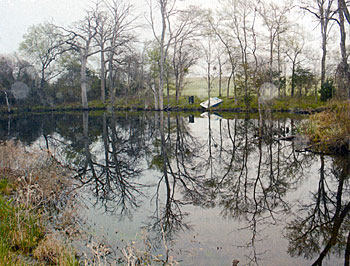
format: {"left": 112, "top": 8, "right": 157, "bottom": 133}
{"left": 303, "top": 101, "right": 350, "bottom": 153}
{"left": 0, "top": 141, "right": 180, "bottom": 265}
{"left": 0, "top": 140, "right": 80, "bottom": 265}
{"left": 34, "top": 234, "right": 78, "bottom": 265}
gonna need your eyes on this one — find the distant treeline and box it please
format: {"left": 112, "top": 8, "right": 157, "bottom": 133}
{"left": 1, "top": 0, "right": 350, "bottom": 110}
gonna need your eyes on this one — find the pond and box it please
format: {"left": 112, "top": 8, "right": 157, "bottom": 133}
{"left": 1, "top": 111, "right": 350, "bottom": 266}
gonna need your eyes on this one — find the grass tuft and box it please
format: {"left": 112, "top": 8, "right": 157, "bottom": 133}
{"left": 34, "top": 234, "right": 79, "bottom": 266}
{"left": 302, "top": 101, "right": 350, "bottom": 154}
{"left": 0, "top": 140, "right": 79, "bottom": 266}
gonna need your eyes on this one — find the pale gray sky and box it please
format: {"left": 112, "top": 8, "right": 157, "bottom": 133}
{"left": 0, "top": 0, "right": 215, "bottom": 55}
{"left": 1, "top": 0, "right": 87, "bottom": 53}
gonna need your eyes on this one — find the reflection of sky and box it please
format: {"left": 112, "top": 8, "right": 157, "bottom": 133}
{"left": 23, "top": 114, "right": 343, "bottom": 265}
{"left": 79, "top": 116, "right": 340, "bottom": 265}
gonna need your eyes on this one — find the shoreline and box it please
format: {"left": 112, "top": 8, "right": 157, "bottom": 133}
{"left": 0, "top": 105, "right": 329, "bottom": 115}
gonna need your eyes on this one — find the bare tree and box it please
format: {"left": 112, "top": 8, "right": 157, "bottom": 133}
{"left": 301, "top": 0, "right": 336, "bottom": 87}
{"left": 103, "top": 0, "right": 136, "bottom": 107}
{"left": 216, "top": 44, "right": 227, "bottom": 97}
{"left": 208, "top": 14, "right": 239, "bottom": 101}
{"left": 218, "top": 0, "right": 258, "bottom": 105}
{"left": 146, "top": 0, "right": 177, "bottom": 110}
{"left": 198, "top": 10, "right": 219, "bottom": 107}
{"left": 170, "top": 6, "right": 201, "bottom": 104}
{"left": 19, "top": 22, "right": 69, "bottom": 90}
{"left": 56, "top": 7, "right": 101, "bottom": 109}
{"left": 284, "top": 29, "right": 305, "bottom": 97}
{"left": 257, "top": 0, "right": 292, "bottom": 95}
{"left": 336, "top": 0, "right": 350, "bottom": 98}
{"left": 203, "top": 36, "right": 216, "bottom": 105}
{"left": 94, "top": 6, "right": 110, "bottom": 103}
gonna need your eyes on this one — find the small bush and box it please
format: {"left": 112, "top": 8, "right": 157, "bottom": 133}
{"left": 320, "top": 79, "right": 335, "bottom": 102}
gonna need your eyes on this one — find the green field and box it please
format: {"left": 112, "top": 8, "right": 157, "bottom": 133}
{"left": 182, "top": 77, "right": 231, "bottom": 99}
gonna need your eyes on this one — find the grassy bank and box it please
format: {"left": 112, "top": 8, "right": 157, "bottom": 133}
{"left": 0, "top": 140, "right": 179, "bottom": 266}
{"left": 95, "top": 95, "right": 328, "bottom": 112}
{"left": 0, "top": 94, "right": 329, "bottom": 115}
{"left": 0, "top": 141, "right": 79, "bottom": 266}
{"left": 302, "top": 101, "right": 350, "bottom": 154}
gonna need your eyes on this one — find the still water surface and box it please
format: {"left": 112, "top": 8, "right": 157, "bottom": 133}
{"left": 1, "top": 111, "right": 350, "bottom": 266}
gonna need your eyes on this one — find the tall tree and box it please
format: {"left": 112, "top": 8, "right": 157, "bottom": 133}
{"left": 284, "top": 30, "right": 305, "bottom": 97}
{"left": 56, "top": 7, "right": 101, "bottom": 109}
{"left": 336, "top": 0, "right": 350, "bottom": 98}
{"left": 170, "top": 6, "right": 201, "bottom": 104}
{"left": 301, "top": 0, "right": 336, "bottom": 87}
{"left": 103, "top": 0, "right": 136, "bottom": 107}
{"left": 198, "top": 8, "right": 219, "bottom": 106}
{"left": 201, "top": 33, "right": 217, "bottom": 107}
{"left": 257, "top": 0, "right": 292, "bottom": 95}
{"left": 216, "top": 44, "right": 227, "bottom": 97}
{"left": 208, "top": 13, "right": 239, "bottom": 100}
{"left": 146, "top": 0, "right": 177, "bottom": 110}
{"left": 19, "top": 22, "right": 68, "bottom": 89}
{"left": 94, "top": 6, "right": 110, "bottom": 103}
{"left": 218, "top": 0, "right": 258, "bottom": 105}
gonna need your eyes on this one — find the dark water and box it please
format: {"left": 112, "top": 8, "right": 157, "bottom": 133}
{"left": 1, "top": 111, "right": 350, "bottom": 266}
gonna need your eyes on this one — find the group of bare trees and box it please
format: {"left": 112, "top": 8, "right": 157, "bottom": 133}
{"left": 146, "top": 0, "right": 202, "bottom": 109}
{"left": 53, "top": 1, "right": 136, "bottom": 109}
{"left": 3, "top": 0, "right": 350, "bottom": 110}
{"left": 16, "top": 0, "right": 137, "bottom": 109}
{"left": 199, "top": 0, "right": 350, "bottom": 103}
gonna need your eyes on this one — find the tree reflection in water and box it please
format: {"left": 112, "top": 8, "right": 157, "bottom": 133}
{"left": 78, "top": 111, "right": 147, "bottom": 217}
{"left": 2, "top": 111, "right": 350, "bottom": 265}
{"left": 286, "top": 155, "right": 350, "bottom": 266}
{"left": 206, "top": 111, "right": 315, "bottom": 264}
{"left": 41, "top": 111, "right": 156, "bottom": 218}
{"left": 143, "top": 112, "right": 209, "bottom": 258}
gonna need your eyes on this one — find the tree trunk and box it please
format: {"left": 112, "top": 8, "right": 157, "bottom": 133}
{"left": 277, "top": 35, "right": 281, "bottom": 97}
{"left": 176, "top": 68, "right": 183, "bottom": 105}
{"left": 158, "top": 60, "right": 165, "bottom": 110}
{"left": 269, "top": 33, "right": 274, "bottom": 83}
{"left": 207, "top": 59, "right": 211, "bottom": 108}
{"left": 151, "top": 81, "right": 159, "bottom": 110}
{"left": 219, "top": 65, "right": 222, "bottom": 97}
{"left": 234, "top": 72, "right": 238, "bottom": 104}
{"left": 175, "top": 84, "right": 179, "bottom": 104}
{"left": 338, "top": 0, "right": 350, "bottom": 98}
{"left": 321, "top": 18, "right": 327, "bottom": 87}
{"left": 158, "top": 1, "right": 167, "bottom": 111}
{"left": 108, "top": 54, "right": 115, "bottom": 107}
{"left": 173, "top": 42, "right": 180, "bottom": 105}
{"left": 4, "top": 91, "right": 10, "bottom": 113}
{"left": 339, "top": 0, "right": 348, "bottom": 66}
{"left": 291, "top": 63, "right": 295, "bottom": 97}
{"left": 284, "top": 68, "right": 287, "bottom": 97}
{"left": 81, "top": 54, "right": 89, "bottom": 109}
{"left": 179, "top": 71, "right": 184, "bottom": 101}
{"left": 100, "top": 48, "right": 106, "bottom": 103}
{"left": 166, "top": 75, "right": 170, "bottom": 109}
{"left": 218, "top": 57, "right": 222, "bottom": 97}
{"left": 227, "top": 72, "right": 233, "bottom": 99}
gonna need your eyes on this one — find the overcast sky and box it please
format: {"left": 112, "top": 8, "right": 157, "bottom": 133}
{"left": 0, "top": 0, "right": 216, "bottom": 55}
{"left": 1, "top": 0, "right": 81, "bottom": 53}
